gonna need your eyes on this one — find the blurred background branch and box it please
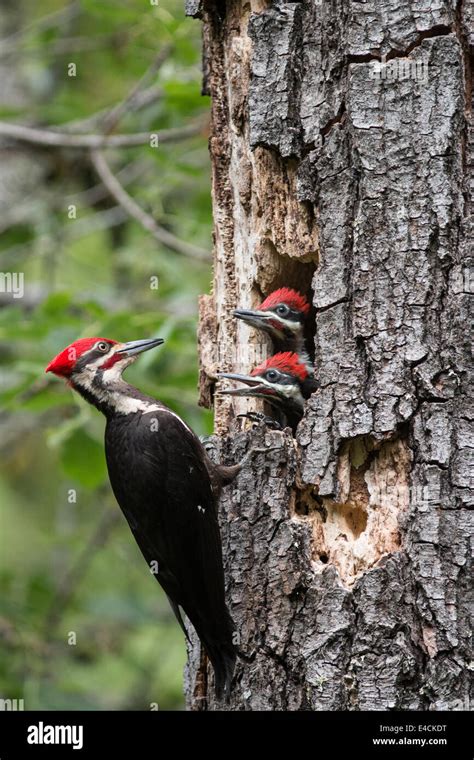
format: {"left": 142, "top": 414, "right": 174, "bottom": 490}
{"left": 0, "top": 120, "right": 205, "bottom": 147}
{"left": 90, "top": 149, "right": 210, "bottom": 259}
{"left": 100, "top": 43, "right": 173, "bottom": 134}
{"left": 0, "top": 0, "right": 213, "bottom": 710}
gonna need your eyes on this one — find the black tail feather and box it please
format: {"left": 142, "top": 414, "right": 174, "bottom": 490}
{"left": 188, "top": 603, "right": 237, "bottom": 701}
{"left": 203, "top": 638, "right": 237, "bottom": 701}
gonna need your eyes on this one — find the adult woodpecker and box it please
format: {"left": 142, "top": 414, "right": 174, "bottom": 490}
{"left": 46, "top": 336, "right": 238, "bottom": 700}
{"left": 233, "top": 288, "right": 313, "bottom": 373}
{"left": 218, "top": 352, "right": 318, "bottom": 433}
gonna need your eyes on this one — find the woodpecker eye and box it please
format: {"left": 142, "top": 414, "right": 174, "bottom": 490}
{"left": 97, "top": 342, "right": 109, "bottom": 353}
{"left": 266, "top": 369, "right": 279, "bottom": 382}
{"left": 276, "top": 304, "right": 290, "bottom": 316}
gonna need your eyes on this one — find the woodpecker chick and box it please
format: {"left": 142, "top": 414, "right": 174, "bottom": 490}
{"left": 233, "top": 288, "right": 313, "bottom": 372}
{"left": 46, "top": 336, "right": 237, "bottom": 700}
{"left": 218, "top": 352, "right": 318, "bottom": 433}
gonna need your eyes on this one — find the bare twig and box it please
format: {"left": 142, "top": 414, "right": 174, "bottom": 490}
{"left": 0, "top": 159, "right": 152, "bottom": 234}
{"left": 51, "top": 205, "right": 128, "bottom": 238}
{"left": 0, "top": 120, "right": 204, "bottom": 149}
{"left": 61, "top": 86, "right": 163, "bottom": 134}
{"left": 0, "top": 35, "right": 117, "bottom": 58}
{"left": 101, "top": 44, "right": 173, "bottom": 134}
{"left": 65, "top": 158, "right": 151, "bottom": 205}
{"left": 90, "top": 149, "right": 210, "bottom": 260}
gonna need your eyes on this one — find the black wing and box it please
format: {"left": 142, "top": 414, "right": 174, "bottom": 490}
{"left": 105, "top": 408, "right": 235, "bottom": 697}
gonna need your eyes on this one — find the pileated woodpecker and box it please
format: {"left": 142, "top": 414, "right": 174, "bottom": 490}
{"left": 218, "top": 352, "right": 318, "bottom": 433}
{"left": 233, "top": 288, "right": 313, "bottom": 372}
{"left": 46, "top": 336, "right": 238, "bottom": 699}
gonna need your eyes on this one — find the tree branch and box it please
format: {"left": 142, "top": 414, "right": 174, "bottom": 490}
{"left": 61, "top": 86, "right": 164, "bottom": 134}
{"left": 90, "top": 149, "right": 210, "bottom": 260}
{"left": 0, "top": 159, "right": 151, "bottom": 233}
{"left": 0, "top": 35, "right": 117, "bottom": 58}
{"left": 0, "top": 120, "right": 205, "bottom": 148}
{"left": 101, "top": 44, "right": 173, "bottom": 134}
{"left": 65, "top": 158, "right": 151, "bottom": 206}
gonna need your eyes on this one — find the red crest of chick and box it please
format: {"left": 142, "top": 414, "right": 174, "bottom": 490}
{"left": 259, "top": 288, "right": 310, "bottom": 315}
{"left": 251, "top": 351, "right": 309, "bottom": 382}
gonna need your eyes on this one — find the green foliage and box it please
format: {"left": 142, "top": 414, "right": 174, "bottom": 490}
{"left": 0, "top": 0, "right": 211, "bottom": 710}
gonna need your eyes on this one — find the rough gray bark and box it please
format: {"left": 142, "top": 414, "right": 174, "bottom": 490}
{"left": 185, "top": 0, "right": 473, "bottom": 711}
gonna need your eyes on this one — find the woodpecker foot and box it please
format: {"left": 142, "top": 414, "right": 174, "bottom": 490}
{"left": 236, "top": 412, "right": 282, "bottom": 430}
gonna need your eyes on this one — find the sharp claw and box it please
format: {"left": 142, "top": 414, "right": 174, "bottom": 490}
{"left": 236, "top": 412, "right": 282, "bottom": 431}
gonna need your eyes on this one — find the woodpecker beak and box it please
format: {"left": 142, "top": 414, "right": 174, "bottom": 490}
{"left": 233, "top": 308, "right": 273, "bottom": 328}
{"left": 217, "top": 372, "right": 276, "bottom": 398}
{"left": 217, "top": 372, "right": 262, "bottom": 387}
{"left": 116, "top": 338, "right": 164, "bottom": 357}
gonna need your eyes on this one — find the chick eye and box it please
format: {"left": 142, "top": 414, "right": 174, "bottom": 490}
{"left": 276, "top": 304, "right": 290, "bottom": 316}
{"left": 266, "top": 370, "right": 278, "bottom": 382}
{"left": 97, "top": 342, "right": 109, "bottom": 353}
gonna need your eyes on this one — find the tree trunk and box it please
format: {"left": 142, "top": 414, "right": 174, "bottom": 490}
{"left": 185, "top": 0, "right": 473, "bottom": 711}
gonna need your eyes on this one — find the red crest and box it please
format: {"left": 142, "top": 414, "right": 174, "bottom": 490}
{"left": 45, "top": 337, "right": 117, "bottom": 377}
{"left": 259, "top": 288, "right": 310, "bottom": 315}
{"left": 251, "top": 352, "right": 308, "bottom": 382}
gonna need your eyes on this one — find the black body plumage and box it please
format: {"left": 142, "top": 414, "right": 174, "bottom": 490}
{"left": 69, "top": 379, "right": 237, "bottom": 699}
{"left": 103, "top": 401, "right": 236, "bottom": 700}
